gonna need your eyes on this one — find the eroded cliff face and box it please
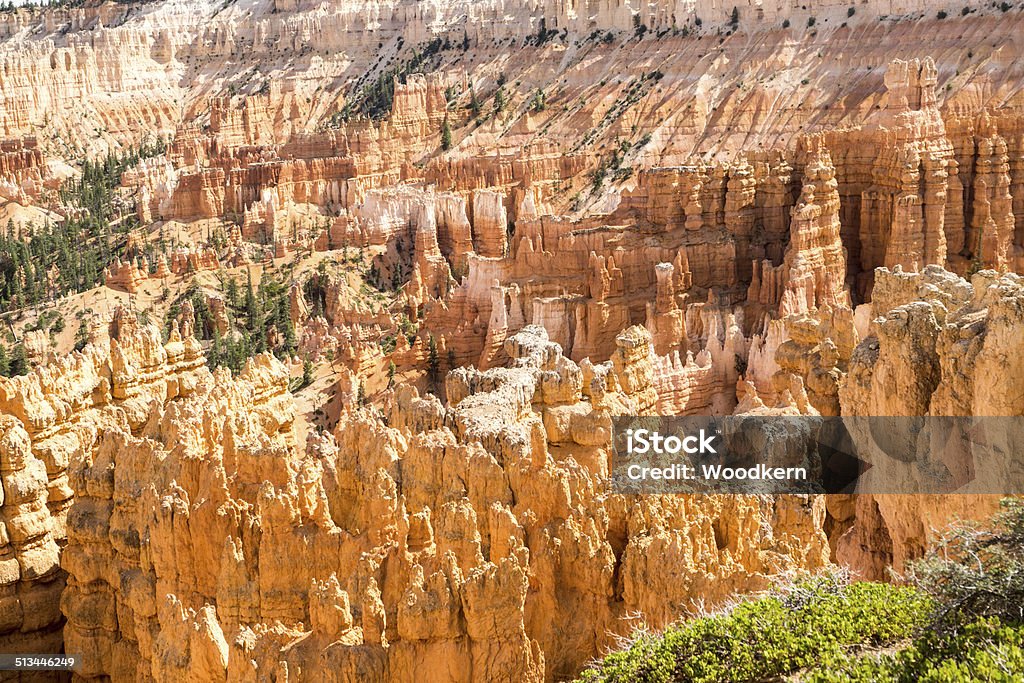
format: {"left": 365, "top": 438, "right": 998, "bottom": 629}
{"left": 2, "top": 311, "right": 826, "bottom": 681}
{"left": 835, "top": 265, "right": 1024, "bottom": 579}
{"left": 1, "top": 1, "right": 1024, "bottom": 680}
{"left": 0, "top": 309, "right": 207, "bottom": 664}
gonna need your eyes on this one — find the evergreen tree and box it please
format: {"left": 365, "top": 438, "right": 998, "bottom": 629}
{"left": 301, "top": 358, "right": 314, "bottom": 388}
{"left": 225, "top": 276, "right": 240, "bottom": 308}
{"left": 8, "top": 343, "right": 28, "bottom": 377}
{"left": 469, "top": 88, "right": 481, "bottom": 117}
{"left": 0, "top": 344, "right": 9, "bottom": 377}
{"left": 74, "top": 320, "right": 89, "bottom": 352}
{"left": 441, "top": 116, "right": 453, "bottom": 151}
{"left": 209, "top": 330, "right": 223, "bottom": 369}
{"left": 427, "top": 334, "right": 440, "bottom": 389}
{"left": 387, "top": 360, "right": 396, "bottom": 388}
{"left": 244, "top": 270, "right": 260, "bottom": 340}
{"left": 230, "top": 333, "right": 249, "bottom": 375}
{"left": 530, "top": 89, "right": 546, "bottom": 112}
{"left": 493, "top": 87, "right": 506, "bottom": 116}
{"left": 281, "top": 316, "right": 297, "bottom": 358}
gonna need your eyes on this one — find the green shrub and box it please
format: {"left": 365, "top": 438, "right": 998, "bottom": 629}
{"left": 576, "top": 576, "right": 930, "bottom": 683}
{"left": 808, "top": 617, "right": 1024, "bottom": 682}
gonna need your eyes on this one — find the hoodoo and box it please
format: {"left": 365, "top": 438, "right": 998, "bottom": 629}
{"left": 0, "top": 0, "right": 1022, "bottom": 680}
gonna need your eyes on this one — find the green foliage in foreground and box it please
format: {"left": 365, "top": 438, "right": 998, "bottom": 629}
{"left": 807, "top": 617, "right": 1024, "bottom": 682}
{"left": 577, "top": 578, "right": 931, "bottom": 683}
{"left": 579, "top": 500, "right": 1024, "bottom": 683}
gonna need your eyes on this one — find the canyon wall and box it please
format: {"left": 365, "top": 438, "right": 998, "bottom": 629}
{"left": 1, "top": 1, "right": 1023, "bottom": 680}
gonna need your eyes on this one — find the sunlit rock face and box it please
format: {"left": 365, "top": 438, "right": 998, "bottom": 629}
{"left": 1, "top": 0, "right": 1024, "bottom": 679}
{"left": 26, "top": 318, "right": 825, "bottom": 681}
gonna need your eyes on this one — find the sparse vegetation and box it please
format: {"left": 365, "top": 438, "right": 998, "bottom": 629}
{"left": 493, "top": 87, "right": 507, "bottom": 116}
{"left": 0, "top": 140, "right": 166, "bottom": 316}
{"left": 201, "top": 269, "right": 296, "bottom": 375}
{"left": 468, "top": 87, "right": 482, "bottom": 117}
{"left": 633, "top": 14, "right": 648, "bottom": 38}
{"left": 530, "top": 88, "right": 546, "bottom": 113}
{"left": 330, "top": 38, "right": 447, "bottom": 124}
{"left": 532, "top": 17, "right": 558, "bottom": 45}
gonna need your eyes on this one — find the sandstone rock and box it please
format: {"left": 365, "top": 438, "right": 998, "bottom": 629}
{"left": 837, "top": 266, "right": 1021, "bottom": 577}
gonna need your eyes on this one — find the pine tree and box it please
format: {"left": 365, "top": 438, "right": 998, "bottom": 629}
{"left": 282, "top": 315, "right": 296, "bottom": 357}
{"left": 232, "top": 333, "right": 250, "bottom": 374}
{"left": 427, "top": 334, "right": 440, "bottom": 389}
{"left": 0, "top": 345, "right": 9, "bottom": 377}
{"left": 387, "top": 360, "right": 396, "bottom": 388}
{"left": 244, "top": 270, "right": 260, "bottom": 337}
{"left": 74, "top": 320, "right": 89, "bottom": 352}
{"left": 9, "top": 343, "right": 28, "bottom": 377}
{"left": 301, "top": 358, "right": 314, "bottom": 388}
{"left": 469, "top": 88, "right": 481, "bottom": 117}
{"left": 209, "top": 330, "right": 223, "bottom": 369}
{"left": 441, "top": 116, "right": 453, "bottom": 151}
{"left": 357, "top": 381, "right": 367, "bottom": 406}
{"left": 493, "top": 87, "right": 506, "bottom": 116}
{"left": 226, "top": 276, "right": 239, "bottom": 308}
{"left": 530, "top": 89, "right": 546, "bottom": 112}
